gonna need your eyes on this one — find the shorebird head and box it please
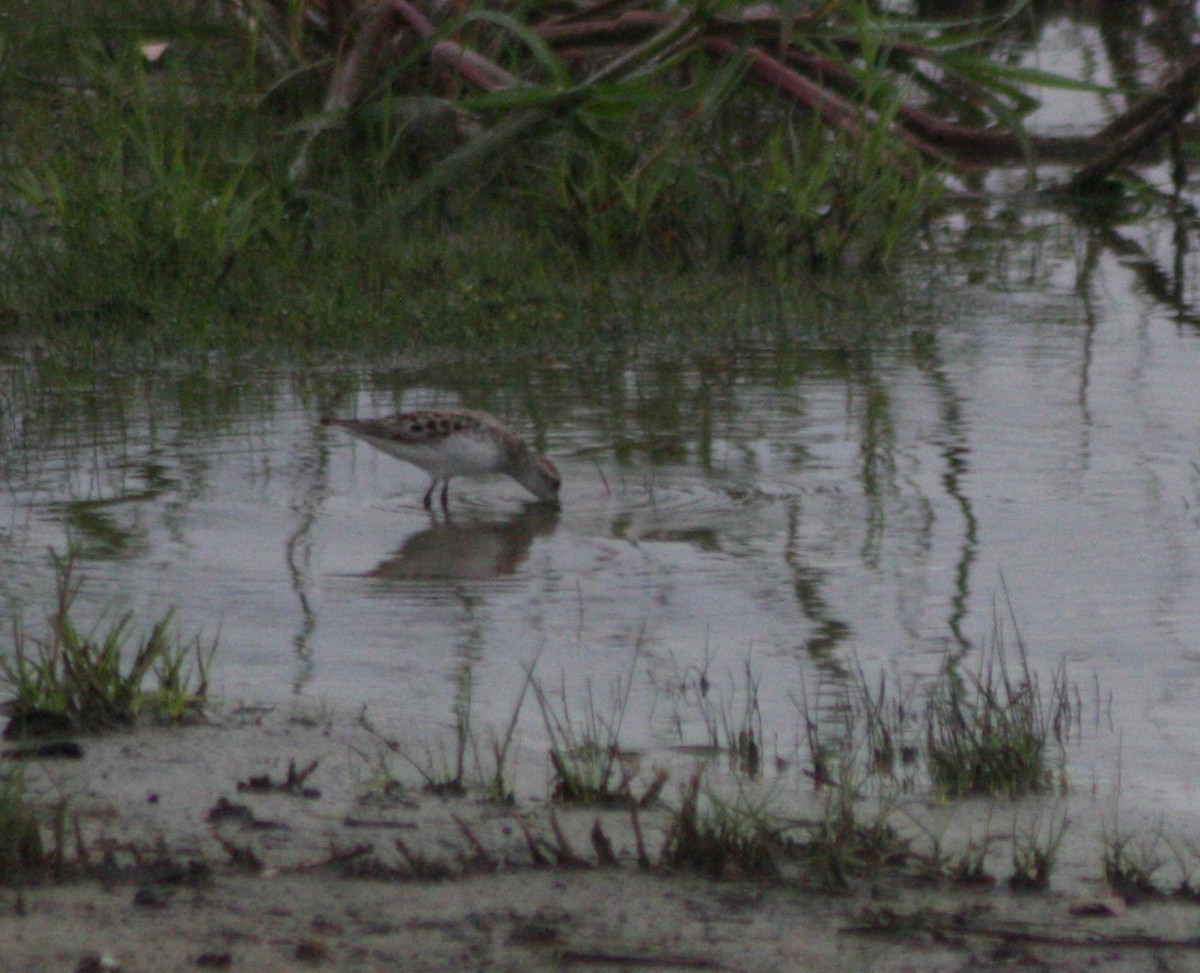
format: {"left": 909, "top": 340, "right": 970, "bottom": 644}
{"left": 512, "top": 448, "right": 561, "bottom": 505}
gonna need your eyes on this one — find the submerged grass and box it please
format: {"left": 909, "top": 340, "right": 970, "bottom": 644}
{"left": 355, "top": 661, "right": 532, "bottom": 804}
{"left": 0, "top": 546, "right": 215, "bottom": 736}
{"left": 532, "top": 641, "right": 647, "bottom": 806}
{"left": 800, "top": 606, "right": 1070, "bottom": 802}
{"left": 925, "top": 607, "right": 1068, "bottom": 798}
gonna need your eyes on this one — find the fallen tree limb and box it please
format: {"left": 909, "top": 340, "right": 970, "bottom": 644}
{"left": 703, "top": 35, "right": 943, "bottom": 172}
{"left": 288, "top": 0, "right": 1200, "bottom": 193}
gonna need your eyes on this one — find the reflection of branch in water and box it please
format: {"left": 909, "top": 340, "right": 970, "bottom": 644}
{"left": 1073, "top": 231, "right": 1102, "bottom": 430}
{"left": 1091, "top": 218, "right": 1200, "bottom": 329}
{"left": 286, "top": 428, "right": 331, "bottom": 695}
{"left": 858, "top": 374, "right": 897, "bottom": 569}
{"left": 783, "top": 502, "right": 851, "bottom": 672}
{"left": 911, "top": 333, "right": 977, "bottom": 654}
{"left": 941, "top": 441, "right": 976, "bottom": 654}
{"left": 367, "top": 505, "right": 560, "bottom": 581}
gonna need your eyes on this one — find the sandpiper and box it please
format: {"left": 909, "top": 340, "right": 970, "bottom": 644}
{"left": 321, "top": 408, "right": 561, "bottom": 510}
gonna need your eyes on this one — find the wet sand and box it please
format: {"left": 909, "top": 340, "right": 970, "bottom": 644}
{"left": 3, "top": 709, "right": 1199, "bottom": 973}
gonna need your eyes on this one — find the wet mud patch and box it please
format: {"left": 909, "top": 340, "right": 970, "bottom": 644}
{"left": 2, "top": 711, "right": 1200, "bottom": 972}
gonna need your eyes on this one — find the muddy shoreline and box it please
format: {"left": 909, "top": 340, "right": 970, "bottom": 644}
{"left": 3, "top": 710, "right": 1198, "bottom": 973}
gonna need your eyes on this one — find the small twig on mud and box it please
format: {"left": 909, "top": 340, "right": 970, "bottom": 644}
{"left": 394, "top": 836, "right": 454, "bottom": 879}
{"left": 452, "top": 814, "right": 498, "bottom": 871}
{"left": 559, "top": 950, "right": 726, "bottom": 969}
{"left": 514, "top": 814, "right": 551, "bottom": 867}
{"left": 628, "top": 801, "right": 651, "bottom": 869}
{"left": 590, "top": 818, "right": 617, "bottom": 866}
{"left": 549, "top": 810, "right": 590, "bottom": 868}
{"left": 236, "top": 758, "right": 321, "bottom": 797}
{"left": 639, "top": 768, "right": 669, "bottom": 808}
{"left": 280, "top": 843, "right": 375, "bottom": 874}
{"left": 842, "top": 908, "right": 1200, "bottom": 950}
{"left": 212, "top": 833, "right": 264, "bottom": 872}
{"left": 284, "top": 758, "right": 320, "bottom": 791}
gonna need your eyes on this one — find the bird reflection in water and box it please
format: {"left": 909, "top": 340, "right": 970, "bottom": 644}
{"left": 365, "top": 503, "right": 560, "bottom": 581}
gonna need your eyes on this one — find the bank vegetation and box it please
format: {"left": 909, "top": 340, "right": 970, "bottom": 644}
{"left": 4, "top": 0, "right": 1199, "bottom": 347}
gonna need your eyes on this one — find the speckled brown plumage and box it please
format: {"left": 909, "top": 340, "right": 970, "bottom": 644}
{"left": 322, "top": 409, "right": 560, "bottom": 509}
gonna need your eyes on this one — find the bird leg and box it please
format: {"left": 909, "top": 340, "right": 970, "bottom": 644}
{"left": 423, "top": 479, "right": 439, "bottom": 509}
{"left": 440, "top": 479, "right": 450, "bottom": 510}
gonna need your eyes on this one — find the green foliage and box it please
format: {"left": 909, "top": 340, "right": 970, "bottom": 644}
{"left": 0, "top": 546, "right": 215, "bottom": 735}
{"left": 0, "top": 768, "right": 44, "bottom": 880}
{"left": 0, "top": 0, "right": 968, "bottom": 349}
{"left": 0, "top": 0, "right": 1113, "bottom": 348}
{"left": 660, "top": 775, "right": 780, "bottom": 876}
{"left": 8, "top": 45, "right": 281, "bottom": 305}
{"left": 924, "top": 627, "right": 1063, "bottom": 798}
{"left": 799, "top": 599, "right": 1071, "bottom": 801}
{"left": 799, "top": 782, "right": 903, "bottom": 888}
{"left": 1101, "top": 819, "right": 1166, "bottom": 900}
{"left": 1010, "top": 807, "right": 1066, "bottom": 892}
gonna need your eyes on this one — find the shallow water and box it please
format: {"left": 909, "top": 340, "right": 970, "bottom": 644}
{"left": 3, "top": 210, "right": 1200, "bottom": 829}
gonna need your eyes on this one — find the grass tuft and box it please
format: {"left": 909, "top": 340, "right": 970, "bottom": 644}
{"left": 798, "top": 781, "right": 905, "bottom": 889}
{"left": 802, "top": 638, "right": 1069, "bottom": 802}
{"left": 352, "top": 660, "right": 533, "bottom": 805}
{"left": 1009, "top": 806, "right": 1067, "bottom": 892}
{"left": 0, "top": 546, "right": 215, "bottom": 736}
{"left": 1101, "top": 820, "right": 1165, "bottom": 900}
{"left": 533, "top": 648, "right": 643, "bottom": 806}
{"left": 924, "top": 611, "right": 1066, "bottom": 798}
{"left": 660, "top": 775, "right": 780, "bottom": 877}
{"left": 663, "top": 651, "right": 768, "bottom": 778}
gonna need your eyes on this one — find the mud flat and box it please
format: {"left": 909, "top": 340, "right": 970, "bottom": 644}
{"left": 3, "top": 709, "right": 1199, "bottom": 973}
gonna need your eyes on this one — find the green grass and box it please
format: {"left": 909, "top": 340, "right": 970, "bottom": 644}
{"left": 0, "top": 768, "right": 44, "bottom": 880}
{"left": 665, "top": 653, "right": 768, "bottom": 778}
{"left": 924, "top": 618, "right": 1067, "bottom": 798}
{"left": 0, "top": 546, "right": 215, "bottom": 736}
{"left": 660, "top": 774, "right": 780, "bottom": 877}
{"left": 799, "top": 610, "right": 1070, "bottom": 802}
{"left": 534, "top": 677, "right": 636, "bottom": 806}
{"left": 1010, "top": 806, "right": 1066, "bottom": 892}
{"left": 529, "top": 640, "right": 649, "bottom": 806}
{"left": 0, "top": 1, "right": 946, "bottom": 354}
{"left": 1101, "top": 816, "right": 1166, "bottom": 900}
{"left": 798, "top": 780, "right": 905, "bottom": 889}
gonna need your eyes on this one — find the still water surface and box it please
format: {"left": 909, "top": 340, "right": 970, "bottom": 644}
{"left": 2, "top": 224, "right": 1200, "bottom": 822}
